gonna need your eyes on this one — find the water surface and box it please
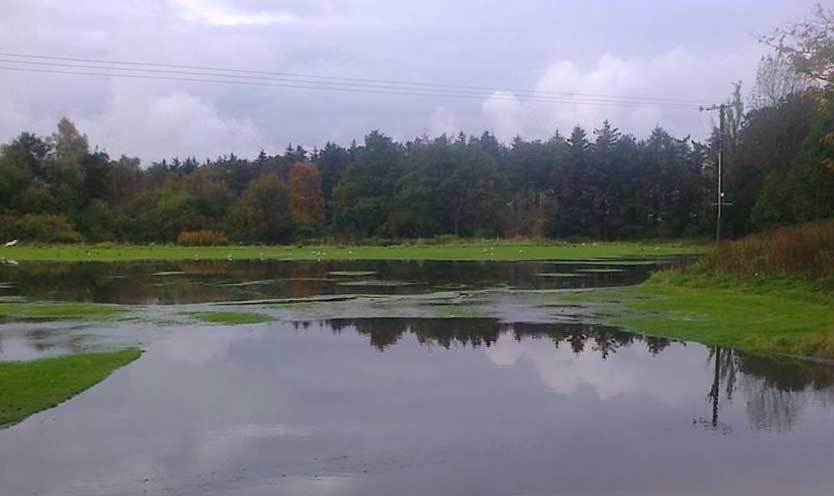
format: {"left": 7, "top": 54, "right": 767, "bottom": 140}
{"left": 0, "top": 258, "right": 689, "bottom": 304}
{"left": 1, "top": 259, "right": 833, "bottom": 495}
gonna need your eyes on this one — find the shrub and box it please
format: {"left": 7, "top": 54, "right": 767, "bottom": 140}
{"left": 176, "top": 230, "right": 228, "bottom": 246}
{"left": 0, "top": 213, "right": 82, "bottom": 243}
{"left": 705, "top": 219, "right": 834, "bottom": 284}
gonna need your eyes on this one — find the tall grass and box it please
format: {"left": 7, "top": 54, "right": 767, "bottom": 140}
{"left": 705, "top": 220, "right": 834, "bottom": 286}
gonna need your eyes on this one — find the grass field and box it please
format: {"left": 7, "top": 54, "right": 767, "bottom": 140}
{"left": 188, "top": 311, "right": 274, "bottom": 325}
{"left": 564, "top": 270, "right": 834, "bottom": 360}
{"left": 0, "top": 350, "right": 142, "bottom": 427}
{"left": 0, "top": 241, "right": 703, "bottom": 262}
{"left": 0, "top": 302, "right": 128, "bottom": 322}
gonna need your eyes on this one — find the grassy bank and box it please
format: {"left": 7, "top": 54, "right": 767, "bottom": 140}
{"left": 626, "top": 272, "right": 832, "bottom": 358}
{"left": 0, "top": 241, "right": 703, "bottom": 262}
{"left": 0, "top": 302, "right": 128, "bottom": 322}
{"left": 0, "top": 349, "right": 142, "bottom": 427}
{"left": 566, "top": 221, "right": 834, "bottom": 360}
{"left": 188, "top": 311, "right": 274, "bottom": 325}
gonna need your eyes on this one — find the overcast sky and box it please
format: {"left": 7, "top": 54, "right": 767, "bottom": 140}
{"left": 0, "top": 0, "right": 821, "bottom": 163}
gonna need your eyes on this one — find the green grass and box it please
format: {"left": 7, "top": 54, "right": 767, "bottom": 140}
{"left": 1, "top": 241, "right": 703, "bottom": 262}
{"left": 188, "top": 311, "right": 274, "bottom": 325}
{"left": 564, "top": 270, "right": 834, "bottom": 359}
{"left": 0, "top": 302, "right": 128, "bottom": 322}
{"left": 0, "top": 349, "right": 142, "bottom": 427}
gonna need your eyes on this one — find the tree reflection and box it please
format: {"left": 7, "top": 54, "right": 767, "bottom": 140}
{"left": 695, "top": 345, "right": 834, "bottom": 433}
{"left": 298, "top": 318, "right": 671, "bottom": 357}
{"left": 697, "top": 346, "right": 734, "bottom": 434}
{"left": 739, "top": 355, "right": 834, "bottom": 432}
{"left": 297, "top": 318, "right": 834, "bottom": 433}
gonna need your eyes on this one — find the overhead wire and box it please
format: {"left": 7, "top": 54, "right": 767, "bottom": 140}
{"left": 0, "top": 51, "right": 710, "bottom": 110}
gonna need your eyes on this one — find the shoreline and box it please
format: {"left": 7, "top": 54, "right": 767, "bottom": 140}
{"left": 563, "top": 270, "right": 834, "bottom": 361}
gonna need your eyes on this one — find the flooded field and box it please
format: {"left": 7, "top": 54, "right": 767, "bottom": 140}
{"left": 0, "top": 257, "right": 688, "bottom": 305}
{"left": 2, "top": 258, "right": 834, "bottom": 495}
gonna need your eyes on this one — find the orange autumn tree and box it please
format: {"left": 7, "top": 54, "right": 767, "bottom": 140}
{"left": 288, "top": 162, "right": 325, "bottom": 225}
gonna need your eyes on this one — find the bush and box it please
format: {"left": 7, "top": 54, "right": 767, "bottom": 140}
{"left": 176, "top": 230, "right": 228, "bottom": 246}
{"left": 0, "top": 213, "right": 82, "bottom": 243}
{"left": 706, "top": 219, "right": 834, "bottom": 284}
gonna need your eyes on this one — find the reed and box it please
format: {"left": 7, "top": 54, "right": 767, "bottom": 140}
{"left": 705, "top": 220, "right": 834, "bottom": 286}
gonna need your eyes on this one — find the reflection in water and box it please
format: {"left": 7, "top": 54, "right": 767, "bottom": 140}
{"left": 299, "top": 318, "right": 834, "bottom": 434}
{"left": 304, "top": 318, "right": 672, "bottom": 357}
{"left": 696, "top": 345, "right": 834, "bottom": 434}
{"left": 697, "top": 346, "right": 735, "bottom": 434}
{"left": 1, "top": 318, "right": 834, "bottom": 495}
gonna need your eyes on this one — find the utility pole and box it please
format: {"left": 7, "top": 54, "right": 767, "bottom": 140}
{"left": 700, "top": 103, "right": 728, "bottom": 243}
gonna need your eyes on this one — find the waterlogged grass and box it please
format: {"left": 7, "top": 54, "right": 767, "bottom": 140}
{"left": 564, "top": 271, "right": 834, "bottom": 359}
{"left": 0, "top": 302, "right": 127, "bottom": 322}
{"left": 2, "top": 242, "right": 703, "bottom": 262}
{"left": 426, "top": 303, "right": 485, "bottom": 319}
{"left": 328, "top": 270, "right": 377, "bottom": 277}
{"left": 0, "top": 349, "right": 142, "bottom": 427}
{"left": 189, "top": 311, "right": 274, "bottom": 325}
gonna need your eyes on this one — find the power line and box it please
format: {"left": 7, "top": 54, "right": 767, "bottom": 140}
{"left": 0, "top": 51, "right": 709, "bottom": 105}
{"left": 0, "top": 58, "right": 695, "bottom": 107}
{"left": 0, "top": 64, "right": 703, "bottom": 110}
{"left": 0, "top": 51, "right": 710, "bottom": 108}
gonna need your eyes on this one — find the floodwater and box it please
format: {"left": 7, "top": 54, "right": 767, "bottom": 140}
{"left": 1, "top": 259, "right": 834, "bottom": 496}
{"left": 0, "top": 257, "right": 689, "bottom": 304}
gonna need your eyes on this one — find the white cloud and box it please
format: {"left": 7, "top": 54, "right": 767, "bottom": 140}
{"left": 428, "top": 107, "right": 461, "bottom": 138}
{"left": 78, "top": 83, "right": 262, "bottom": 161}
{"left": 173, "top": 0, "right": 343, "bottom": 27}
{"left": 482, "top": 47, "right": 760, "bottom": 142}
{"left": 481, "top": 91, "right": 524, "bottom": 142}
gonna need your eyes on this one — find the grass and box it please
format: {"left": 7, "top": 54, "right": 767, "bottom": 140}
{"left": 564, "top": 270, "right": 834, "bottom": 359}
{"left": 560, "top": 221, "right": 834, "bottom": 359}
{"left": 0, "top": 241, "right": 703, "bottom": 262}
{"left": 188, "top": 311, "right": 274, "bottom": 325}
{"left": 0, "top": 349, "right": 142, "bottom": 427}
{"left": 0, "top": 302, "right": 128, "bottom": 322}
{"left": 704, "top": 219, "right": 834, "bottom": 288}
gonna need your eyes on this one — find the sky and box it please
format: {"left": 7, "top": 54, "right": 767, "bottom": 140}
{"left": 0, "top": 0, "right": 822, "bottom": 163}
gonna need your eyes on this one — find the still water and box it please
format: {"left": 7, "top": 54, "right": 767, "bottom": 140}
{"left": 0, "top": 258, "right": 685, "bottom": 304}
{"left": 1, "top": 259, "right": 833, "bottom": 495}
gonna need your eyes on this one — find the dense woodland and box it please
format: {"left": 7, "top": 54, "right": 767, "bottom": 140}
{"left": 1, "top": 9, "right": 833, "bottom": 244}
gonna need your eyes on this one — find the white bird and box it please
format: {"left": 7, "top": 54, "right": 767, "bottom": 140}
{"left": 4, "top": 240, "right": 18, "bottom": 247}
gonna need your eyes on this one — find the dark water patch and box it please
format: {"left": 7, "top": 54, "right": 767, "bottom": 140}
{"left": 217, "top": 279, "right": 277, "bottom": 287}
{"left": 0, "top": 258, "right": 690, "bottom": 305}
{"left": 220, "top": 295, "right": 361, "bottom": 306}
{"left": 336, "top": 280, "right": 418, "bottom": 287}
{"left": 536, "top": 272, "right": 587, "bottom": 278}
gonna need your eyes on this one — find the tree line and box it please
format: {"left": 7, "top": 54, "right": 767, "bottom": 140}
{"left": 0, "top": 119, "right": 709, "bottom": 243}
{"left": 1, "top": 6, "right": 832, "bottom": 244}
